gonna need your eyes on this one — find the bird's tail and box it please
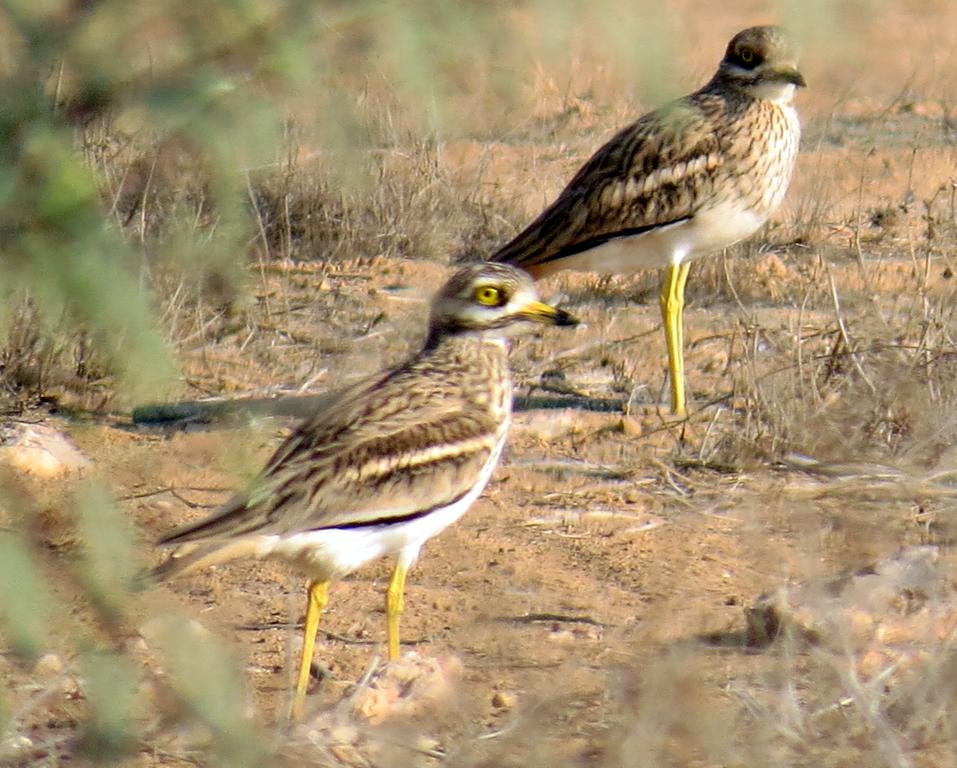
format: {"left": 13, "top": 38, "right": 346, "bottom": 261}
{"left": 150, "top": 538, "right": 264, "bottom": 582}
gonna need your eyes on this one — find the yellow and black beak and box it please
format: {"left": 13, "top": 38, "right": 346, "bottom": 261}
{"left": 515, "top": 300, "right": 578, "bottom": 327}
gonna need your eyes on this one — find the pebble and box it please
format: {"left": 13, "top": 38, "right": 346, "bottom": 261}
{"left": 491, "top": 690, "right": 517, "bottom": 710}
{"left": 0, "top": 735, "right": 33, "bottom": 757}
{"left": 329, "top": 743, "right": 369, "bottom": 767}
{"left": 33, "top": 653, "right": 65, "bottom": 676}
{"left": 617, "top": 416, "right": 643, "bottom": 437}
{"left": 0, "top": 422, "right": 91, "bottom": 477}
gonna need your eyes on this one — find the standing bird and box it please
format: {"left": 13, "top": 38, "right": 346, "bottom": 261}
{"left": 491, "top": 25, "right": 804, "bottom": 416}
{"left": 153, "top": 263, "right": 576, "bottom": 719}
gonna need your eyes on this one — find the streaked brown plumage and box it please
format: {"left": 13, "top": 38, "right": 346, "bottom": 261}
{"left": 153, "top": 262, "right": 576, "bottom": 718}
{"left": 492, "top": 26, "right": 804, "bottom": 416}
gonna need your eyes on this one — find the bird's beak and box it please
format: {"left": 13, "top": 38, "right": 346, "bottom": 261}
{"left": 777, "top": 67, "right": 807, "bottom": 87}
{"left": 516, "top": 300, "right": 578, "bottom": 326}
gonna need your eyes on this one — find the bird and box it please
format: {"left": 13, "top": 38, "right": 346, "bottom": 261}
{"left": 152, "top": 263, "right": 577, "bottom": 719}
{"left": 491, "top": 25, "right": 805, "bottom": 417}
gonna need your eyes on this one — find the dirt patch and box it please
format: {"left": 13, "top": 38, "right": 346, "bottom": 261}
{"left": 4, "top": 234, "right": 956, "bottom": 764}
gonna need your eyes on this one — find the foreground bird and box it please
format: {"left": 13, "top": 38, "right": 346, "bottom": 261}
{"left": 153, "top": 263, "right": 576, "bottom": 718}
{"left": 492, "top": 25, "right": 804, "bottom": 416}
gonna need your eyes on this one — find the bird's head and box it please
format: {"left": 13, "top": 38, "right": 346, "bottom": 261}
{"left": 717, "top": 25, "right": 806, "bottom": 103}
{"left": 428, "top": 263, "right": 577, "bottom": 343}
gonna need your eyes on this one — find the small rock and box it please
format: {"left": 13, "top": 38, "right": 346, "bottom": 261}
{"left": 128, "top": 637, "right": 150, "bottom": 655}
{"left": 491, "top": 690, "right": 517, "bottom": 710}
{"left": 414, "top": 735, "right": 442, "bottom": 755}
{"left": 33, "top": 653, "right": 65, "bottom": 676}
{"left": 857, "top": 648, "right": 893, "bottom": 679}
{"left": 352, "top": 653, "right": 463, "bottom": 725}
{"left": 0, "top": 422, "right": 91, "bottom": 477}
{"left": 935, "top": 609, "right": 957, "bottom": 640}
{"left": 328, "top": 724, "right": 359, "bottom": 744}
{"left": 844, "top": 607, "right": 878, "bottom": 644}
{"left": 547, "top": 627, "right": 576, "bottom": 644}
{"left": 617, "top": 416, "right": 642, "bottom": 437}
{"left": 329, "top": 742, "right": 369, "bottom": 768}
{"left": 60, "top": 675, "right": 82, "bottom": 698}
{"left": 538, "top": 369, "right": 582, "bottom": 396}
{"left": 876, "top": 615, "right": 922, "bottom": 646}
{"left": 0, "top": 735, "right": 33, "bottom": 758}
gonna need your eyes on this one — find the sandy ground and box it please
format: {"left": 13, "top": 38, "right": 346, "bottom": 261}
{"left": 5, "top": 241, "right": 956, "bottom": 764}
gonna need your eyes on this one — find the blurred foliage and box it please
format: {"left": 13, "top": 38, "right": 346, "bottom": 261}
{"left": 0, "top": 0, "right": 320, "bottom": 761}
{"left": 155, "top": 615, "right": 266, "bottom": 766}
{"left": 0, "top": 0, "right": 313, "bottom": 403}
{"left": 75, "top": 481, "right": 138, "bottom": 625}
{"left": 0, "top": 531, "right": 54, "bottom": 661}
{"left": 0, "top": 479, "right": 268, "bottom": 765}
{"left": 78, "top": 650, "right": 138, "bottom": 760}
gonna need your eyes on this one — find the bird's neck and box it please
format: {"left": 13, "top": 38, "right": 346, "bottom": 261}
{"left": 745, "top": 81, "right": 797, "bottom": 105}
{"left": 705, "top": 74, "right": 797, "bottom": 107}
{"left": 417, "top": 331, "right": 512, "bottom": 419}
{"left": 424, "top": 327, "right": 509, "bottom": 353}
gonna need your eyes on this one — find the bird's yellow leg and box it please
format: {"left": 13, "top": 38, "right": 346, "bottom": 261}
{"left": 659, "top": 262, "right": 692, "bottom": 417}
{"left": 291, "top": 580, "right": 328, "bottom": 720}
{"left": 386, "top": 561, "right": 409, "bottom": 661}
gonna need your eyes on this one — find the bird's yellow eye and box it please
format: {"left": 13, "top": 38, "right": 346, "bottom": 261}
{"left": 475, "top": 286, "right": 503, "bottom": 306}
{"left": 739, "top": 49, "right": 754, "bottom": 64}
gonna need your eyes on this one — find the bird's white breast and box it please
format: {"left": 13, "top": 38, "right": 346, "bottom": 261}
{"left": 542, "top": 198, "right": 766, "bottom": 275}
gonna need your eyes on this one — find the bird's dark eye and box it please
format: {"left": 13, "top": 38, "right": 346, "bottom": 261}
{"left": 737, "top": 48, "right": 757, "bottom": 67}
{"left": 475, "top": 285, "right": 504, "bottom": 306}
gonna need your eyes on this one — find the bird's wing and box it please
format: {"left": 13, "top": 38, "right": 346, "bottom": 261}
{"left": 157, "top": 364, "right": 502, "bottom": 544}
{"left": 491, "top": 97, "right": 723, "bottom": 271}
